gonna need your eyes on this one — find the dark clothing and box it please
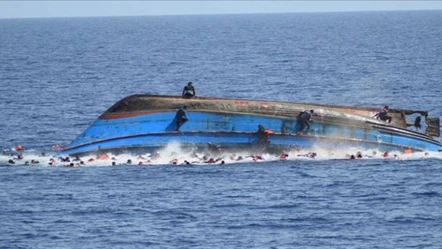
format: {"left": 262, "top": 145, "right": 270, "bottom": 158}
{"left": 176, "top": 107, "right": 188, "bottom": 119}
{"left": 182, "top": 85, "right": 195, "bottom": 97}
{"left": 414, "top": 116, "right": 422, "bottom": 129}
{"left": 175, "top": 107, "right": 188, "bottom": 131}
{"left": 297, "top": 112, "right": 312, "bottom": 134}
{"left": 379, "top": 115, "right": 392, "bottom": 123}
{"left": 374, "top": 109, "right": 392, "bottom": 123}
{"left": 299, "top": 112, "right": 311, "bottom": 120}
{"left": 257, "top": 125, "right": 266, "bottom": 134}
{"left": 256, "top": 125, "right": 269, "bottom": 146}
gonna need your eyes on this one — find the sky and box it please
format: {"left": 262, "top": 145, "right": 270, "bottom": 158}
{"left": 1, "top": 1, "right": 442, "bottom": 19}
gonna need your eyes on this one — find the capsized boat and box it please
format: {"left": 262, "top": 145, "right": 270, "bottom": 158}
{"left": 62, "top": 94, "right": 442, "bottom": 156}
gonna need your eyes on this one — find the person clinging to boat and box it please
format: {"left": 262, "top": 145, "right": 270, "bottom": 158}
{"left": 182, "top": 81, "right": 195, "bottom": 98}
{"left": 175, "top": 105, "right": 189, "bottom": 131}
{"left": 257, "top": 124, "right": 266, "bottom": 134}
{"left": 296, "top": 110, "right": 314, "bottom": 134}
{"left": 256, "top": 124, "right": 272, "bottom": 146}
{"left": 373, "top": 105, "right": 392, "bottom": 123}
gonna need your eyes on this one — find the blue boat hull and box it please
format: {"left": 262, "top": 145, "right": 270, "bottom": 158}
{"left": 63, "top": 97, "right": 442, "bottom": 155}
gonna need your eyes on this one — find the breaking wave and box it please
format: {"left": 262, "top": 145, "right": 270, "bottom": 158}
{"left": 2, "top": 141, "right": 442, "bottom": 167}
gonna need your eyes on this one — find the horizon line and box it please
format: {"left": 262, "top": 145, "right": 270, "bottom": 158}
{"left": 1, "top": 8, "right": 441, "bottom": 20}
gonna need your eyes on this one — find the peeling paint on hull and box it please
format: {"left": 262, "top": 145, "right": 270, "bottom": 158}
{"left": 62, "top": 95, "right": 442, "bottom": 155}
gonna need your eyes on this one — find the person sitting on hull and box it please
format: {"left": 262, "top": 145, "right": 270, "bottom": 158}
{"left": 175, "top": 106, "right": 189, "bottom": 131}
{"left": 182, "top": 81, "right": 195, "bottom": 98}
{"left": 373, "top": 105, "right": 392, "bottom": 123}
{"left": 296, "top": 110, "right": 314, "bottom": 134}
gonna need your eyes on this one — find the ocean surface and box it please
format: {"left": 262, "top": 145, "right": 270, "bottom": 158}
{"left": 1, "top": 11, "right": 442, "bottom": 248}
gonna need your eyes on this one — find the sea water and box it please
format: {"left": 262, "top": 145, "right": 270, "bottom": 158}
{"left": 1, "top": 11, "right": 442, "bottom": 248}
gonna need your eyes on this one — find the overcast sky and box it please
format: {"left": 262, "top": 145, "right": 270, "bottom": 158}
{"left": 1, "top": 1, "right": 442, "bottom": 19}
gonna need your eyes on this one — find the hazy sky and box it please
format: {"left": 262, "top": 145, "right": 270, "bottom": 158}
{"left": 1, "top": 1, "right": 442, "bottom": 19}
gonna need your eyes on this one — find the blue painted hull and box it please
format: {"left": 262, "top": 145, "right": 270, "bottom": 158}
{"left": 63, "top": 95, "right": 442, "bottom": 155}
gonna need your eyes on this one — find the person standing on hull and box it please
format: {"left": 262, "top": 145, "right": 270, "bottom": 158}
{"left": 182, "top": 82, "right": 195, "bottom": 98}
{"left": 373, "top": 105, "right": 392, "bottom": 123}
{"left": 296, "top": 110, "right": 314, "bottom": 134}
{"left": 175, "top": 106, "right": 189, "bottom": 131}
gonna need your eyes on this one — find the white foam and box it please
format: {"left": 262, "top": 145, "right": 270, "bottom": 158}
{"left": 1, "top": 142, "right": 441, "bottom": 167}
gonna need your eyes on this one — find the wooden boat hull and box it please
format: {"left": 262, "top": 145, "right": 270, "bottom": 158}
{"left": 62, "top": 95, "right": 442, "bottom": 155}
